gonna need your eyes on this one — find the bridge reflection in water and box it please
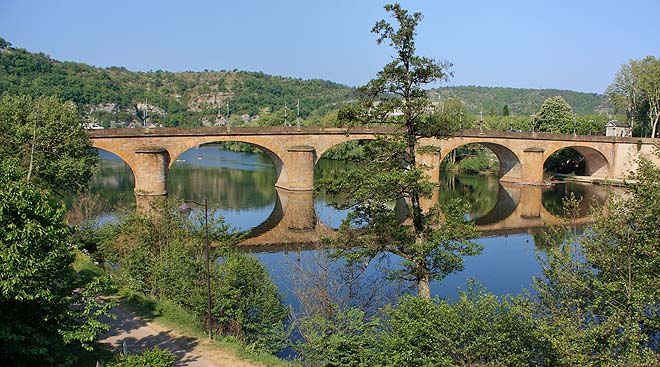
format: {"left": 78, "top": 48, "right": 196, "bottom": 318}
{"left": 241, "top": 182, "right": 612, "bottom": 249}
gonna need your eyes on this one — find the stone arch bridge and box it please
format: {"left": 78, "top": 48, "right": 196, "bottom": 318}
{"left": 89, "top": 126, "right": 658, "bottom": 208}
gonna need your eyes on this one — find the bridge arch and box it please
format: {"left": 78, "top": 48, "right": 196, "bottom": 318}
{"left": 315, "top": 136, "right": 379, "bottom": 162}
{"left": 93, "top": 148, "right": 136, "bottom": 206}
{"left": 89, "top": 141, "right": 160, "bottom": 207}
{"left": 164, "top": 136, "right": 311, "bottom": 190}
{"left": 543, "top": 145, "right": 610, "bottom": 178}
{"left": 169, "top": 140, "right": 284, "bottom": 179}
{"left": 91, "top": 140, "right": 141, "bottom": 176}
{"left": 439, "top": 141, "right": 522, "bottom": 182}
{"left": 94, "top": 148, "right": 136, "bottom": 180}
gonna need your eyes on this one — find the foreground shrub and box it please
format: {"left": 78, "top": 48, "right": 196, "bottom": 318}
{"left": 105, "top": 347, "right": 175, "bottom": 367}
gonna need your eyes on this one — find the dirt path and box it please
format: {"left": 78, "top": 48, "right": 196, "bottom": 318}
{"left": 99, "top": 305, "right": 260, "bottom": 367}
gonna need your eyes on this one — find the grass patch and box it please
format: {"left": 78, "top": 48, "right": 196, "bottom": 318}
{"left": 118, "top": 288, "right": 298, "bottom": 367}
{"left": 73, "top": 250, "right": 105, "bottom": 281}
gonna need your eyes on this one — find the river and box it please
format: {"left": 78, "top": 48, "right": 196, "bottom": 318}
{"left": 87, "top": 144, "right": 614, "bottom": 306}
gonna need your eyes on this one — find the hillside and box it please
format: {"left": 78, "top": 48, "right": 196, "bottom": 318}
{"left": 430, "top": 86, "right": 609, "bottom": 116}
{"left": 0, "top": 42, "right": 355, "bottom": 127}
{"left": 0, "top": 38, "right": 609, "bottom": 127}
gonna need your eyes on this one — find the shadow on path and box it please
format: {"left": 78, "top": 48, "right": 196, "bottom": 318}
{"left": 99, "top": 305, "right": 210, "bottom": 367}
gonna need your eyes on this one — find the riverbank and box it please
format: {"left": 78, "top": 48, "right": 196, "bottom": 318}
{"left": 551, "top": 173, "right": 629, "bottom": 186}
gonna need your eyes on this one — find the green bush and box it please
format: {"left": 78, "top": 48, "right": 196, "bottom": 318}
{"left": 105, "top": 348, "right": 176, "bottom": 367}
{"left": 375, "top": 290, "right": 538, "bottom": 367}
{"left": 296, "top": 285, "right": 538, "bottom": 367}
{"left": 296, "top": 306, "right": 376, "bottom": 367}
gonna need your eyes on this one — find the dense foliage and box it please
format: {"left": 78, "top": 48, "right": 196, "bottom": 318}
{"left": 0, "top": 95, "right": 98, "bottom": 194}
{"left": 532, "top": 96, "right": 575, "bottom": 133}
{"left": 213, "top": 252, "right": 289, "bottom": 353}
{"left": 0, "top": 161, "right": 113, "bottom": 366}
{"left": 297, "top": 285, "right": 539, "bottom": 367}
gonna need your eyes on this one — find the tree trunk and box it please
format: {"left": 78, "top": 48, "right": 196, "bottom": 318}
{"left": 418, "top": 273, "right": 431, "bottom": 299}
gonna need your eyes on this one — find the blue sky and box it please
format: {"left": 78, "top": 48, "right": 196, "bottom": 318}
{"left": 2, "top": 0, "right": 658, "bottom": 93}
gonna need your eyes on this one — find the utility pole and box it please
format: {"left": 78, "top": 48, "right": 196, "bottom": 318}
{"left": 177, "top": 200, "right": 213, "bottom": 339}
{"left": 296, "top": 99, "right": 301, "bottom": 131}
{"left": 459, "top": 111, "right": 463, "bottom": 130}
{"left": 284, "top": 102, "right": 288, "bottom": 127}
{"left": 226, "top": 99, "right": 230, "bottom": 132}
{"left": 573, "top": 114, "right": 577, "bottom": 135}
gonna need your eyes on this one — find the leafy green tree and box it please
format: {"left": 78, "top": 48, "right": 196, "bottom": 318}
{"left": 213, "top": 251, "right": 289, "bottom": 353}
{"left": 606, "top": 60, "right": 641, "bottom": 131}
{"left": 582, "top": 153, "right": 660, "bottom": 361}
{"left": 533, "top": 96, "right": 574, "bottom": 133}
{"left": 502, "top": 104, "right": 510, "bottom": 116}
{"left": 100, "top": 198, "right": 231, "bottom": 308}
{"left": 324, "top": 3, "right": 481, "bottom": 298}
{"left": 0, "top": 95, "right": 97, "bottom": 194}
{"left": 533, "top": 195, "right": 604, "bottom": 365}
{"left": 296, "top": 306, "right": 377, "bottom": 367}
{"left": 434, "top": 97, "right": 469, "bottom": 130}
{"left": 0, "top": 161, "right": 113, "bottom": 366}
{"left": 635, "top": 56, "right": 660, "bottom": 138}
{"left": 375, "top": 289, "right": 538, "bottom": 367}
{"left": 607, "top": 56, "right": 660, "bottom": 137}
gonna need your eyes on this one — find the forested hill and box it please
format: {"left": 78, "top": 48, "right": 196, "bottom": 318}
{"left": 0, "top": 42, "right": 355, "bottom": 127}
{"left": 0, "top": 38, "right": 608, "bottom": 127}
{"left": 430, "top": 86, "right": 608, "bottom": 116}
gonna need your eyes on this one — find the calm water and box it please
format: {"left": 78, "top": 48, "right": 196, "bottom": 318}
{"left": 89, "top": 144, "right": 614, "bottom": 304}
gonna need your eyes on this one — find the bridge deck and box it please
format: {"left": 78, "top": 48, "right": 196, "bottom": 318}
{"left": 88, "top": 126, "right": 656, "bottom": 144}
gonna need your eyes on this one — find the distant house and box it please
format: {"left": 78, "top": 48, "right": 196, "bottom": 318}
{"left": 605, "top": 120, "right": 631, "bottom": 137}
